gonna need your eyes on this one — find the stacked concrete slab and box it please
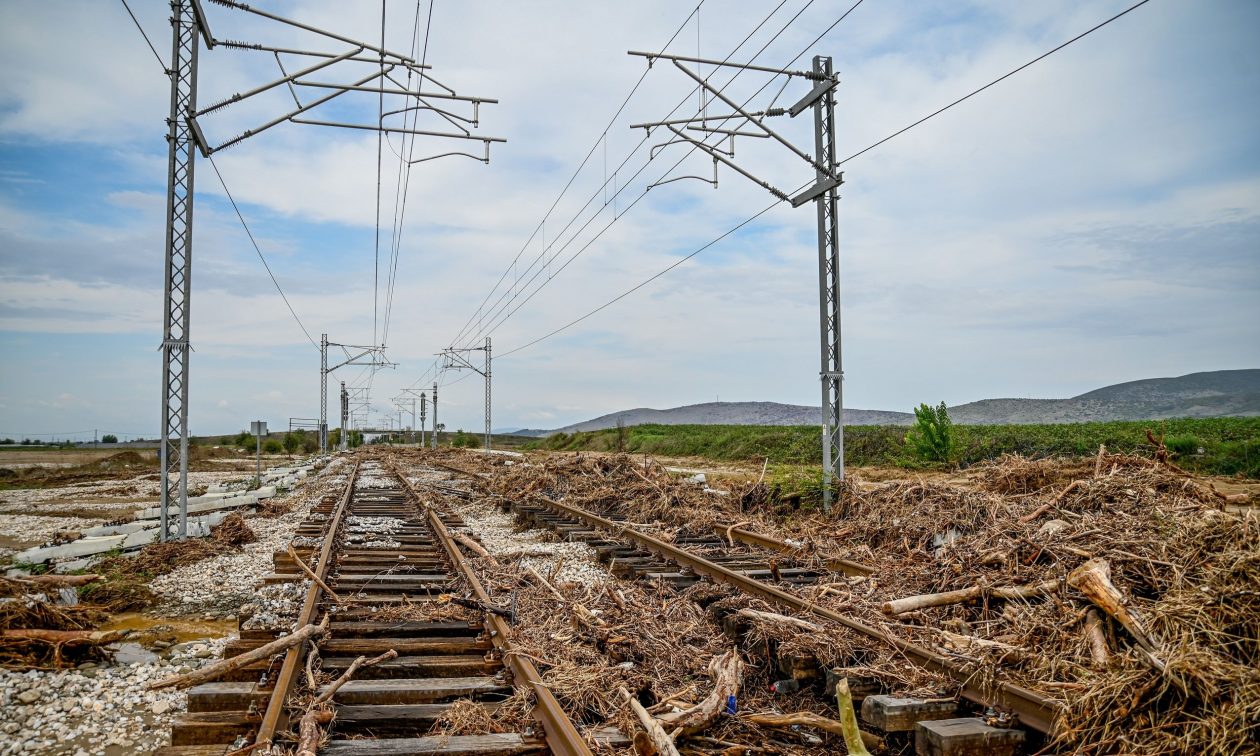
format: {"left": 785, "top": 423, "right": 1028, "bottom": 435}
{"left": 9, "top": 455, "right": 328, "bottom": 573}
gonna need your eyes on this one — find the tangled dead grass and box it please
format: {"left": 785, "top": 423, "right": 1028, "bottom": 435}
{"left": 470, "top": 448, "right": 1258, "bottom": 754}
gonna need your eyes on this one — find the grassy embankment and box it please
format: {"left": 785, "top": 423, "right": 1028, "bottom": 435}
{"left": 527, "top": 417, "right": 1260, "bottom": 479}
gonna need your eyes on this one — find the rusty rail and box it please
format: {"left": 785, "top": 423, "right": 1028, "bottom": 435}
{"left": 254, "top": 460, "right": 360, "bottom": 752}
{"left": 391, "top": 463, "right": 593, "bottom": 756}
{"left": 534, "top": 493, "right": 1065, "bottom": 735}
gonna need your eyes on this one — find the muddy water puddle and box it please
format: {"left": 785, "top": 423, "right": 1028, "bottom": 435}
{"left": 100, "top": 612, "right": 237, "bottom": 643}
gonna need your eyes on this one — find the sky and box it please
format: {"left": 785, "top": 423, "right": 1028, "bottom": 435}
{"left": 0, "top": 0, "right": 1257, "bottom": 440}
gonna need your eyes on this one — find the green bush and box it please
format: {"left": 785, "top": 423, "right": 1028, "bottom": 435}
{"left": 101, "top": 434, "right": 118, "bottom": 444}
{"left": 525, "top": 418, "right": 1260, "bottom": 479}
{"left": 1165, "top": 435, "right": 1201, "bottom": 456}
{"left": 283, "top": 433, "right": 301, "bottom": 453}
{"left": 263, "top": 438, "right": 283, "bottom": 454}
{"left": 907, "top": 402, "right": 954, "bottom": 463}
{"left": 452, "top": 429, "right": 475, "bottom": 448}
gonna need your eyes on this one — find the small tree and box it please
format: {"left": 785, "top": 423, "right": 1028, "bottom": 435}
{"left": 907, "top": 401, "right": 954, "bottom": 463}
{"left": 101, "top": 434, "right": 119, "bottom": 444}
{"left": 263, "top": 438, "right": 283, "bottom": 454}
{"left": 283, "top": 432, "right": 301, "bottom": 454}
{"left": 452, "top": 429, "right": 472, "bottom": 448}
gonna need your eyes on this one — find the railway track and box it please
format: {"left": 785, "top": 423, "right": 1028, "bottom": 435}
{"left": 429, "top": 454, "right": 1064, "bottom": 741}
{"left": 157, "top": 457, "right": 593, "bottom": 756}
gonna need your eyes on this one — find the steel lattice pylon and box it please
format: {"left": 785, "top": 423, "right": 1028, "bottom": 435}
{"left": 812, "top": 55, "right": 844, "bottom": 509}
{"left": 151, "top": 1, "right": 503, "bottom": 540}
{"left": 159, "top": 0, "right": 200, "bottom": 541}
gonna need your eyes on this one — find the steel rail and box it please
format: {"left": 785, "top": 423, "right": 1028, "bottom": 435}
{"left": 254, "top": 460, "right": 360, "bottom": 751}
{"left": 532, "top": 494, "right": 1064, "bottom": 735}
{"left": 388, "top": 463, "right": 593, "bottom": 756}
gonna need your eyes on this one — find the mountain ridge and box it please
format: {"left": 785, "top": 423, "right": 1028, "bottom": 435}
{"left": 513, "top": 369, "right": 1260, "bottom": 436}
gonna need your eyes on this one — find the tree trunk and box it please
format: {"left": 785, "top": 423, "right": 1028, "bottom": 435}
{"left": 881, "top": 579, "right": 1060, "bottom": 615}
{"left": 1068, "top": 558, "right": 1163, "bottom": 671}
{"left": 620, "top": 686, "right": 680, "bottom": 756}
{"left": 294, "top": 710, "right": 321, "bottom": 756}
{"left": 656, "top": 649, "right": 742, "bottom": 736}
{"left": 744, "top": 710, "right": 882, "bottom": 753}
{"left": 1084, "top": 608, "right": 1109, "bottom": 668}
{"left": 835, "top": 677, "right": 874, "bottom": 756}
{"left": 452, "top": 532, "right": 500, "bottom": 567}
{"left": 1, "top": 629, "right": 125, "bottom": 644}
{"left": 314, "top": 649, "right": 398, "bottom": 704}
{"left": 735, "top": 608, "right": 822, "bottom": 632}
{"left": 286, "top": 545, "right": 341, "bottom": 604}
{"left": 148, "top": 618, "right": 328, "bottom": 690}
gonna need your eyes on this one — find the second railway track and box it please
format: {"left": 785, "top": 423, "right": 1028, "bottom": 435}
{"left": 432, "top": 453, "right": 1063, "bottom": 742}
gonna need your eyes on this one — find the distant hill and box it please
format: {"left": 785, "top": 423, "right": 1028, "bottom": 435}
{"left": 526, "top": 370, "right": 1260, "bottom": 435}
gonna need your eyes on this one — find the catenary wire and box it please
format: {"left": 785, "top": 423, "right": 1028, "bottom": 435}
{"left": 207, "top": 155, "right": 320, "bottom": 350}
{"left": 380, "top": 0, "right": 435, "bottom": 350}
{"left": 446, "top": 1, "right": 708, "bottom": 350}
{"left": 449, "top": 0, "right": 810, "bottom": 350}
{"left": 118, "top": 0, "right": 167, "bottom": 71}
{"left": 448, "top": 0, "right": 796, "bottom": 349}
{"left": 494, "top": 0, "right": 1154, "bottom": 360}
{"left": 461, "top": 0, "right": 840, "bottom": 347}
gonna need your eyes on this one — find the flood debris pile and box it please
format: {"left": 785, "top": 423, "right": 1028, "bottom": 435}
{"left": 460, "top": 554, "right": 847, "bottom": 754}
{"left": 0, "top": 579, "right": 117, "bottom": 668}
{"left": 480, "top": 449, "right": 1257, "bottom": 754}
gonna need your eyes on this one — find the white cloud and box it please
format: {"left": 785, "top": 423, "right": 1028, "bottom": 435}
{"left": 0, "top": 0, "right": 1257, "bottom": 436}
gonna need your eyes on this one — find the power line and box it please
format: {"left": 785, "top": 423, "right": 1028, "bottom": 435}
{"left": 118, "top": 0, "right": 167, "bottom": 71}
{"left": 450, "top": 0, "right": 811, "bottom": 350}
{"left": 373, "top": 1, "right": 385, "bottom": 346}
{"left": 447, "top": 2, "right": 708, "bottom": 350}
{"left": 206, "top": 155, "right": 320, "bottom": 350}
{"left": 380, "top": 0, "right": 436, "bottom": 350}
{"left": 494, "top": 0, "right": 1154, "bottom": 360}
{"left": 460, "top": 0, "right": 838, "bottom": 348}
{"left": 500, "top": 197, "right": 783, "bottom": 358}
{"left": 838, "top": 0, "right": 1153, "bottom": 166}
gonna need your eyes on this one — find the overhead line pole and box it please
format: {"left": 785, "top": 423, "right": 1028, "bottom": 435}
{"left": 439, "top": 338, "right": 492, "bottom": 451}
{"left": 631, "top": 51, "right": 845, "bottom": 510}
{"left": 152, "top": 1, "right": 503, "bottom": 540}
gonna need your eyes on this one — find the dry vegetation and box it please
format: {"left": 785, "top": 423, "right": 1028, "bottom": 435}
{"left": 461, "top": 447, "right": 1258, "bottom": 754}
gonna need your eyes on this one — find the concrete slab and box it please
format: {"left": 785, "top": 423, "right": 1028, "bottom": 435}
{"left": 915, "top": 718, "right": 1025, "bottom": 756}
{"left": 862, "top": 696, "right": 958, "bottom": 732}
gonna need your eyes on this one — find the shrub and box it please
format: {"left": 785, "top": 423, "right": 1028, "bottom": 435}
{"left": 283, "top": 433, "right": 301, "bottom": 453}
{"left": 101, "top": 434, "right": 118, "bottom": 444}
{"left": 262, "top": 438, "right": 283, "bottom": 454}
{"left": 1165, "top": 435, "right": 1201, "bottom": 456}
{"left": 907, "top": 402, "right": 954, "bottom": 463}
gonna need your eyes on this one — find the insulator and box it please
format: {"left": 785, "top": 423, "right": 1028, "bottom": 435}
{"left": 200, "top": 93, "right": 242, "bottom": 115}
{"left": 217, "top": 38, "right": 262, "bottom": 50}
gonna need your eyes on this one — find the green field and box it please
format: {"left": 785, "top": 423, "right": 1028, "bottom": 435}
{"left": 526, "top": 417, "right": 1260, "bottom": 478}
